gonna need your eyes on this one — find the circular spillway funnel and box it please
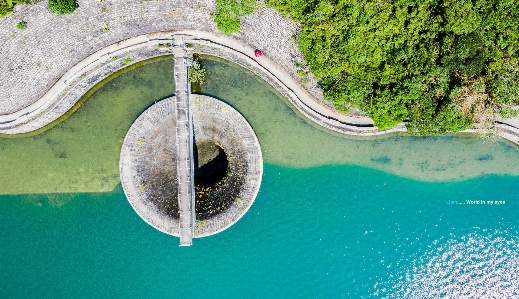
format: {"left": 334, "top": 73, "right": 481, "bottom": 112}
{"left": 120, "top": 95, "right": 263, "bottom": 237}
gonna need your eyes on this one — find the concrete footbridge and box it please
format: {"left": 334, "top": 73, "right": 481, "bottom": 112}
{"left": 172, "top": 35, "right": 195, "bottom": 246}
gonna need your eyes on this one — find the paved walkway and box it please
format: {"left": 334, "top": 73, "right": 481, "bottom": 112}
{"left": 172, "top": 37, "right": 195, "bottom": 246}
{"left": 1, "top": 0, "right": 519, "bottom": 140}
{"left": 0, "top": 0, "right": 318, "bottom": 115}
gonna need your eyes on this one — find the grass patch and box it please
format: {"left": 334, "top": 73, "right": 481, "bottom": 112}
{"left": 16, "top": 21, "right": 27, "bottom": 29}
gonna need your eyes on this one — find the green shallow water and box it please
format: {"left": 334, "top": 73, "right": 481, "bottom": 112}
{"left": 2, "top": 55, "right": 519, "bottom": 194}
{"left": 1, "top": 55, "right": 519, "bottom": 298}
{"left": 0, "top": 57, "right": 175, "bottom": 194}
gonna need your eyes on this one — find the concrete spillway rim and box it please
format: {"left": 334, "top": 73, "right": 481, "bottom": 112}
{"left": 119, "top": 98, "right": 178, "bottom": 237}
{"left": 192, "top": 94, "right": 263, "bottom": 238}
{"left": 119, "top": 95, "right": 263, "bottom": 238}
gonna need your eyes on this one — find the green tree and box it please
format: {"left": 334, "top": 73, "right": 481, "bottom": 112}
{"left": 48, "top": 0, "right": 77, "bottom": 15}
{"left": 267, "top": 0, "right": 519, "bottom": 134}
{"left": 213, "top": 0, "right": 256, "bottom": 35}
{"left": 1, "top": 0, "right": 29, "bottom": 18}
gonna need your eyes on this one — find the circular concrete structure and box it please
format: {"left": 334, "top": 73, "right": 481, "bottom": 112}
{"left": 120, "top": 95, "right": 263, "bottom": 237}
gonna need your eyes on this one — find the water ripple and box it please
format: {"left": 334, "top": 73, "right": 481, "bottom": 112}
{"left": 374, "top": 230, "right": 519, "bottom": 298}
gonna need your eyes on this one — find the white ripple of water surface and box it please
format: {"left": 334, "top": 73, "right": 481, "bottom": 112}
{"left": 374, "top": 230, "right": 519, "bottom": 298}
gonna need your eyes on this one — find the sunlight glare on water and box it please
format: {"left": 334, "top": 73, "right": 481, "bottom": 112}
{"left": 375, "top": 230, "right": 519, "bottom": 298}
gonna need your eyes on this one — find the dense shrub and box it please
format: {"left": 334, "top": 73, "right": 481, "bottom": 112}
{"left": 267, "top": 0, "right": 519, "bottom": 134}
{"left": 0, "top": 0, "right": 29, "bottom": 18}
{"left": 16, "top": 20, "right": 26, "bottom": 29}
{"left": 48, "top": 0, "right": 77, "bottom": 15}
{"left": 213, "top": 0, "right": 256, "bottom": 35}
{"left": 0, "top": 0, "right": 12, "bottom": 17}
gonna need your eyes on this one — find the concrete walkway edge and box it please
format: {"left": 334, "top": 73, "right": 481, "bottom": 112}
{"left": 1, "top": 30, "right": 519, "bottom": 146}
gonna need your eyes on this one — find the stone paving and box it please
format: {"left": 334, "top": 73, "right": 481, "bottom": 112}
{"left": 2, "top": 0, "right": 519, "bottom": 143}
{"left": 0, "top": 0, "right": 320, "bottom": 115}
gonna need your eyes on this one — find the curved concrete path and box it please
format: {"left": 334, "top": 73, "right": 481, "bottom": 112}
{"left": 1, "top": 0, "right": 519, "bottom": 143}
{"left": 0, "top": 0, "right": 324, "bottom": 115}
{"left": 0, "top": 28, "right": 380, "bottom": 135}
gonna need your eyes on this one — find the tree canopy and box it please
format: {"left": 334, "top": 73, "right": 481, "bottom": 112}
{"left": 0, "top": 0, "right": 29, "bottom": 18}
{"left": 48, "top": 0, "right": 77, "bottom": 15}
{"left": 267, "top": 0, "right": 519, "bottom": 134}
{"left": 213, "top": 0, "right": 256, "bottom": 35}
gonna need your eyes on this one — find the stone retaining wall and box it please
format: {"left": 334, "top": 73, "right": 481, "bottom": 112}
{"left": 0, "top": 33, "right": 175, "bottom": 133}
{"left": 0, "top": 31, "right": 381, "bottom": 135}
{"left": 3, "top": 30, "right": 519, "bottom": 145}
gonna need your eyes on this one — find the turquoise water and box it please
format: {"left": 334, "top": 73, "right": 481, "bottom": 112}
{"left": 1, "top": 55, "right": 519, "bottom": 298}
{"left": 1, "top": 166, "right": 518, "bottom": 298}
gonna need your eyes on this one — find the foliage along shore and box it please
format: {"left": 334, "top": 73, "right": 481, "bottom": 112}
{"left": 4, "top": 0, "right": 518, "bottom": 135}
{"left": 215, "top": 0, "right": 519, "bottom": 135}
{"left": 1, "top": 0, "right": 76, "bottom": 18}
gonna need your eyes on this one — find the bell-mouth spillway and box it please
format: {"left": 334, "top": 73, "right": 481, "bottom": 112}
{"left": 119, "top": 94, "right": 263, "bottom": 241}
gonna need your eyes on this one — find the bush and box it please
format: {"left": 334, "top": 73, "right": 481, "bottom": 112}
{"left": 212, "top": 0, "right": 256, "bottom": 35}
{"left": 48, "top": 0, "right": 77, "bottom": 15}
{"left": 1, "top": 0, "right": 30, "bottom": 18}
{"left": 16, "top": 20, "right": 26, "bottom": 29}
{"left": 267, "top": 0, "right": 519, "bottom": 134}
{"left": 0, "top": 0, "right": 13, "bottom": 17}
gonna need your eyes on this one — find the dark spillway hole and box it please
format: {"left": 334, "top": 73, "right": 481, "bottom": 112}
{"left": 194, "top": 140, "right": 244, "bottom": 220}
{"left": 194, "top": 141, "right": 228, "bottom": 186}
{"left": 144, "top": 139, "right": 246, "bottom": 221}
